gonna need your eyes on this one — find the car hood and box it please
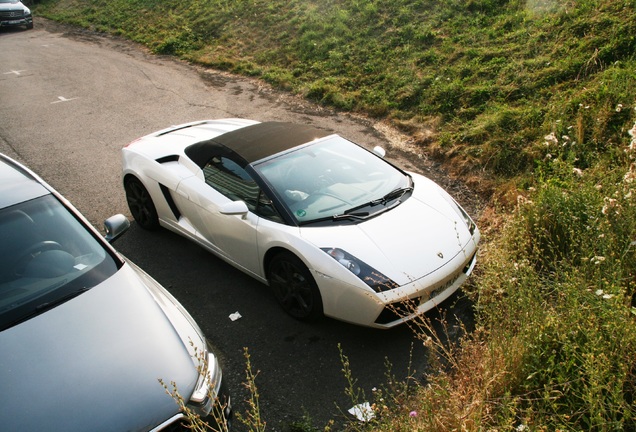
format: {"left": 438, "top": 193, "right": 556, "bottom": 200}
{"left": 0, "top": 2, "right": 27, "bottom": 12}
{"left": 301, "top": 179, "right": 476, "bottom": 286}
{"left": 0, "top": 263, "right": 199, "bottom": 432}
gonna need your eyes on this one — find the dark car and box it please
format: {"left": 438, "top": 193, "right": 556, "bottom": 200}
{"left": 0, "top": 153, "right": 231, "bottom": 431}
{"left": 0, "top": 0, "right": 33, "bottom": 30}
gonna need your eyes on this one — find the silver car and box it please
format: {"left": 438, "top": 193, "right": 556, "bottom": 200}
{"left": 0, "top": 153, "right": 231, "bottom": 431}
{"left": 0, "top": 0, "right": 33, "bottom": 30}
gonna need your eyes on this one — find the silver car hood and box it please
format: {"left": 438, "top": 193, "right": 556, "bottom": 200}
{"left": 0, "top": 2, "right": 27, "bottom": 12}
{"left": 0, "top": 263, "right": 198, "bottom": 431}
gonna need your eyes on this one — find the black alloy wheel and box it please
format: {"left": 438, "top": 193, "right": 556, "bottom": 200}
{"left": 268, "top": 252, "right": 323, "bottom": 321}
{"left": 124, "top": 177, "right": 160, "bottom": 230}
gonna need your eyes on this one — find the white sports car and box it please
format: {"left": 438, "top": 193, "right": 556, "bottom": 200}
{"left": 122, "top": 119, "right": 480, "bottom": 329}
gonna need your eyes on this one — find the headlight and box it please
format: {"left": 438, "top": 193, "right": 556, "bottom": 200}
{"left": 189, "top": 351, "right": 222, "bottom": 416}
{"left": 439, "top": 190, "right": 476, "bottom": 234}
{"left": 321, "top": 247, "right": 399, "bottom": 292}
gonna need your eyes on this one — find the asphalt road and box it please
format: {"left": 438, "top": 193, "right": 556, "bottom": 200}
{"left": 0, "top": 19, "right": 478, "bottom": 431}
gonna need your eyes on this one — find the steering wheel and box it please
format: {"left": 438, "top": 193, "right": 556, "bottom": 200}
{"left": 14, "top": 241, "right": 64, "bottom": 276}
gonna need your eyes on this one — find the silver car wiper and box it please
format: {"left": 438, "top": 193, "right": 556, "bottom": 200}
{"left": 35, "top": 287, "right": 90, "bottom": 313}
{"left": 1, "top": 287, "right": 89, "bottom": 331}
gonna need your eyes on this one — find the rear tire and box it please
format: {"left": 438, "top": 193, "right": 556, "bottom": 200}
{"left": 268, "top": 252, "right": 323, "bottom": 321}
{"left": 124, "top": 177, "right": 160, "bottom": 230}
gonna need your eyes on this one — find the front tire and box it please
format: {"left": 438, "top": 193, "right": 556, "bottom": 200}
{"left": 268, "top": 252, "right": 323, "bottom": 321}
{"left": 124, "top": 177, "right": 160, "bottom": 230}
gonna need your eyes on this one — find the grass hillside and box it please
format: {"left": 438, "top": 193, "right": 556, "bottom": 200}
{"left": 34, "top": 0, "right": 636, "bottom": 430}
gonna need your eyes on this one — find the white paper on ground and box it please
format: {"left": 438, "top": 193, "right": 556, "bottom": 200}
{"left": 348, "top": 402, "right": 375, "bottom": 422}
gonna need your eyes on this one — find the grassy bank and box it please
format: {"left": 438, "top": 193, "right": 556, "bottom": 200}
{"left": 33, "top": 0, "right": 636, "bottom": 430}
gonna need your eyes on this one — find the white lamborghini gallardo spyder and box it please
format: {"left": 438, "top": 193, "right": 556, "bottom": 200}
{"left": 122, "top": 119, "right": 480, "bottom": 329}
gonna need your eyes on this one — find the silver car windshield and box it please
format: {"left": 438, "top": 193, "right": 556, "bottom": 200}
{"left": 254, "top": 135, "right": 410, "bottom": 224}
{"left": 0, "top": 195, "right": 119, "bottom": 331}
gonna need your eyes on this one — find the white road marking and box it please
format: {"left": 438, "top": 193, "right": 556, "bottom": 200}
{"left": 51, "top": 96, "right": 79, "bottom": 104}
{"left": 3, "top": 70, "right": 26, "bottom": 76}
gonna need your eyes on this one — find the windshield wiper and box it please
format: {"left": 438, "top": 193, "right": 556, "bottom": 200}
{"left": 300, "top": 184, "right": 414, "bottom": 225}
{"left": 332, "top": 212, "right": 369, "bottom": 221}
{"left": 1, "top": 287, "right": 89, "bottom": 331}
{"left": 337, "top": 185, "right": 414, "bottom": 218}
{"left": 372, "top": 186, "right": 414, "bottom": 205}
{"left": 35, "top": 287, "right": 90, "bottom": 313}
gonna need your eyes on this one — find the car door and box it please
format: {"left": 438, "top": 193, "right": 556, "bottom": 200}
{"left": 175, "top": 155, "right": 263, "bottom": 277}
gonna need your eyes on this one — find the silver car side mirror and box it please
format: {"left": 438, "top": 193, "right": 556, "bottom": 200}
{"left": 104, "top": 214, "right": 131, "bottom": 243}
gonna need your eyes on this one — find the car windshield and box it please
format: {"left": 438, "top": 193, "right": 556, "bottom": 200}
{"left": 0, "top": 194, "right": 119, "bottom": 331}
{"left": 0, "top": 0, "right": 20, "bottom": 3}
{"left": 254, "top": 135, "right": 411, "bottom": 225}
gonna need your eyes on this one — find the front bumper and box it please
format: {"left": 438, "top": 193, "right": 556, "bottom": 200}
{"left": 0, "top": 16, "right": 32, "bottom": 28}
{"left": 373, "top": 251, "right": 477, "bottom": 326}
{"left": 316, "top": 233, "right": 480, "bottom": 329}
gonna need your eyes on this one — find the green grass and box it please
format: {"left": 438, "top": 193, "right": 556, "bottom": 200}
{"left": 34, "top": 0, "right": 636, "bottom": 187}
{"left": 33, "top": 0, "right": 636, "bottom": 430}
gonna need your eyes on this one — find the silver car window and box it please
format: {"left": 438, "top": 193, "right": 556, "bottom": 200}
{"left": 0, "top": 195, "right": 119, "bottom": 330}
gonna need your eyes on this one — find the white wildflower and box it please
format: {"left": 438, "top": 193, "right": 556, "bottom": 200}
{"left": 592, "top": 256, "right": 606, "bottom": 265}
{"left": 573, "top": 168, "right": 583, "bottom": 177}
{"left": 624, "top": 166, "right": 636, "bottom": 183}
{"left": 628, "top": 121, "right": 636, "bottom": 140}
{"left": 517, "top": 195, "right": 533, "bottom": 207}
{"left": 602, "top": 197, "right": 619, "bottom": 215}
{"left": 544, "top": 132, "right": 558, "bottom": 146}
{"left": 596, "top": 289, "right": 604, "bottom": 296}
{"left": 616, "top": 103, "right": 623, "bottom": 112}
